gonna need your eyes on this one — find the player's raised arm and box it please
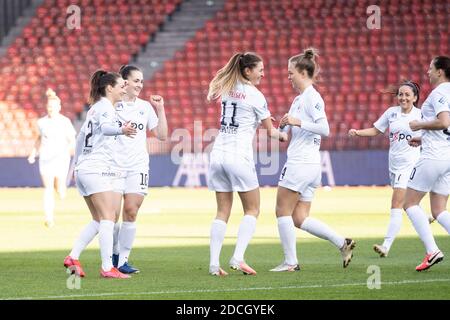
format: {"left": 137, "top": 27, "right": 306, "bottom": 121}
{"left": 150, "top": 95, "right": 168, "bottom": 141}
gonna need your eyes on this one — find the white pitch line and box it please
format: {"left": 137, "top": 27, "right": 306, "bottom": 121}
{"left": 2, "top": 278, "right": 450, "bottom": 300}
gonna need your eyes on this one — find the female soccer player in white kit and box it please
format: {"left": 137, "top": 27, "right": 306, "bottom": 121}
{"left": 28, "top": 88, "right": 76, "bottom": 227}
{"left": 207, "top": 52, "right": 287, "bottom": 276}
{"left": 64, "top": 70, "right": 136, "bottom": 279}
{"left": 271, "top": 48, "right": 355, "bottom": 272}
{"left": 111, "top": 65, "right": 168, "bottom": 274}
{"left": 404, "top": 56, "right": 450, "bottom": 271}
{"left": 348, "top": 81, "right": 422, "bottom": 257}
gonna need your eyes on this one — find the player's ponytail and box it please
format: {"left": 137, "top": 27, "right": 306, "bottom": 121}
{"left": 207, "top": 52, "right": 262, "bottom": 101}
{"left": 89, "top": 70, "right": 121, "bottom": 105}
{"left": 289, "top": 47, "right": 320, "bottom": 80}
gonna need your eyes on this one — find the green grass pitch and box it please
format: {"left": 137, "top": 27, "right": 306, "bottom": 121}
{"left": 0, "top": 186, "right": 449, "bottom": 300}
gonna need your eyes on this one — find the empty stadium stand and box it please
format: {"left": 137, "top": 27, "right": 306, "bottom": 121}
{"left": 0, "top": 0, "right": 448, "bottom": 156}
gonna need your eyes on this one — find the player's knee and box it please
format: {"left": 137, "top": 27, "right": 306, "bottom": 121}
{"left": 244, "top": 208, "right": 259, "bottom": 217}
{"left": 123, "top": 205, "right": 138, "bottom": 221}
{"left": 391, "top": 200, "right": 404, "bottom": 209}
{"left": 215, "top": 211, "right": 231, "bottom": 222}
{"left": 403, "top": 201, "right": 413, "bottom": 211}
{"left": 292, "top": 215, "right": 305, "bottom": 228}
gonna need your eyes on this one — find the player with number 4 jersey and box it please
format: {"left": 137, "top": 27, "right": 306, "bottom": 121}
{"left": 271, "top": 48, "right": 355, "bottom": 273}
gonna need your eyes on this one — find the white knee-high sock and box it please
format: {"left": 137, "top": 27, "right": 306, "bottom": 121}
{"left": 277, "top": 216, "right": 298, "bottom": 265}
{"left": 406, "top": 205, "right": 439, "bottom": 253}
{"left": 209, "top": 219, "right": 227, "bottom": 267}
{"left": 98, "top": 220, "right": 115, "bottom": 271}
{"left": 69, "top": 220, "right": 99, "bottom": 259}
{"left": 382, "top": 208, "right": 403, "bottom": 251}
{"left": 113, "top": 222, "right": 121, "bottom": 255}
{"left": 118, "top": 222, "right": 136, "bottom": 267}
{"left": 44, "top": 187, "right": 54, "bottom": 222}
{"left": 300, "top": 217, "right": 345, "bottom": 249}
{"left": 436, "top": 211, "right": 450, "bottom": 234}
{"left": 57, "top": 179, "right": 67, "bottom": 199}
{"left": 232, "top": 215, "right": 257, "bottom": 262}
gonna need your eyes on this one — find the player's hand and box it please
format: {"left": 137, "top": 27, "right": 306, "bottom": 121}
{"left": 150, "top": 95, "right": 164, "bottom": 111}
{"left": 122, "top": 121, "right": 137, "bottom": 138}
{"left": 27, "top": 155, "right": 35, "bottom": 164}
{"left": 279, "top": 132, "right": 288, "bottom": 142}
{"left": 409, "top": 120, "right": 421, "bottom": 131}
{"left": 348, "top": 129, "right": 358, "bottom": 137}
{"left": 408, "top": 136, "right": 422, "bottom": 147}
{"left": 280, "top": 113, "right": 301, "bottom": 128}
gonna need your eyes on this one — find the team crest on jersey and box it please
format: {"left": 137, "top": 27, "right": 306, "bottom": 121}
{"left": 389, "top": 112, "right": 398, "bottom": 120}
{"left": 139, "top": 110, "right": 144, "bottom": 115}
{"left": 314, "top": 103, "right": 321, "bottom": 111}
{"left": 116, "top": 103, "right": 124, "bottom": 111}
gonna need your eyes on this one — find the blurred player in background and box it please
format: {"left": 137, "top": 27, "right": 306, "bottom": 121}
{"left": 348, "top": 81, "right": 422, "bottom": 258}
{"left": 271, "top": 48, "right": 355, "bottom": 272}
{"left": 111, "top": 65, "right": 168, "bottom": 274}
{"left": 28, "top": 88, "right": 76, "bottom": 227}
{"left": 404, "top": 55, "right": 450, "bottom": 271}
{"left": 206, "top": 52, "right": 287, "bottom": 276}
{"left": 64, "top": 70, "right": 136, "bottom": 279}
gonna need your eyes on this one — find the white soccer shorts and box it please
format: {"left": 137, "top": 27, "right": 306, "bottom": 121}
{"left": 389, "top": 168, "right": 413, "bottom": 189}
{"left": 207, "top": 151, "right": 259, "bottom": 192}
{"left": 278, "top": 162, "right": 321, "bottom": 202}
{"left": 75, "top": 169, "right": 125, "bottom": 197}
{"left": 407, "top": 158, "right": 450, "bottom": 196}
{"left": 123, "top": 170, "right": 149, "bottom": 196}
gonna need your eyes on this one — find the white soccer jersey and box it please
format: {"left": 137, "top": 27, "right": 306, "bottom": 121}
{"left": 212, "top": 81, "right": 271, "bottom": 159}
{"left": 420, "top": 82, "right": 450, "bottom": 160}
{"left": 114, "top": 97, "right": 159, "bottom": 171}
{"left": 374, "top": 106, "right": 422, "bottom": 172}
{"left": 284, "top": 85, "right": 326, "bottom": 164}
{"left": 75, "top": 97, "right": 120, "bottom": 172}
{"left": 37, "top": 114, "right": 76, "bottom": 161}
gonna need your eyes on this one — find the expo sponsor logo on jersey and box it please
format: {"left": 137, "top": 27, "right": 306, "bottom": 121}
{"left": 118, "top": 120, "right": 145, "bottom": 131}
{"left": 389, "top": 131, "right": 412, "bottom": 142}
